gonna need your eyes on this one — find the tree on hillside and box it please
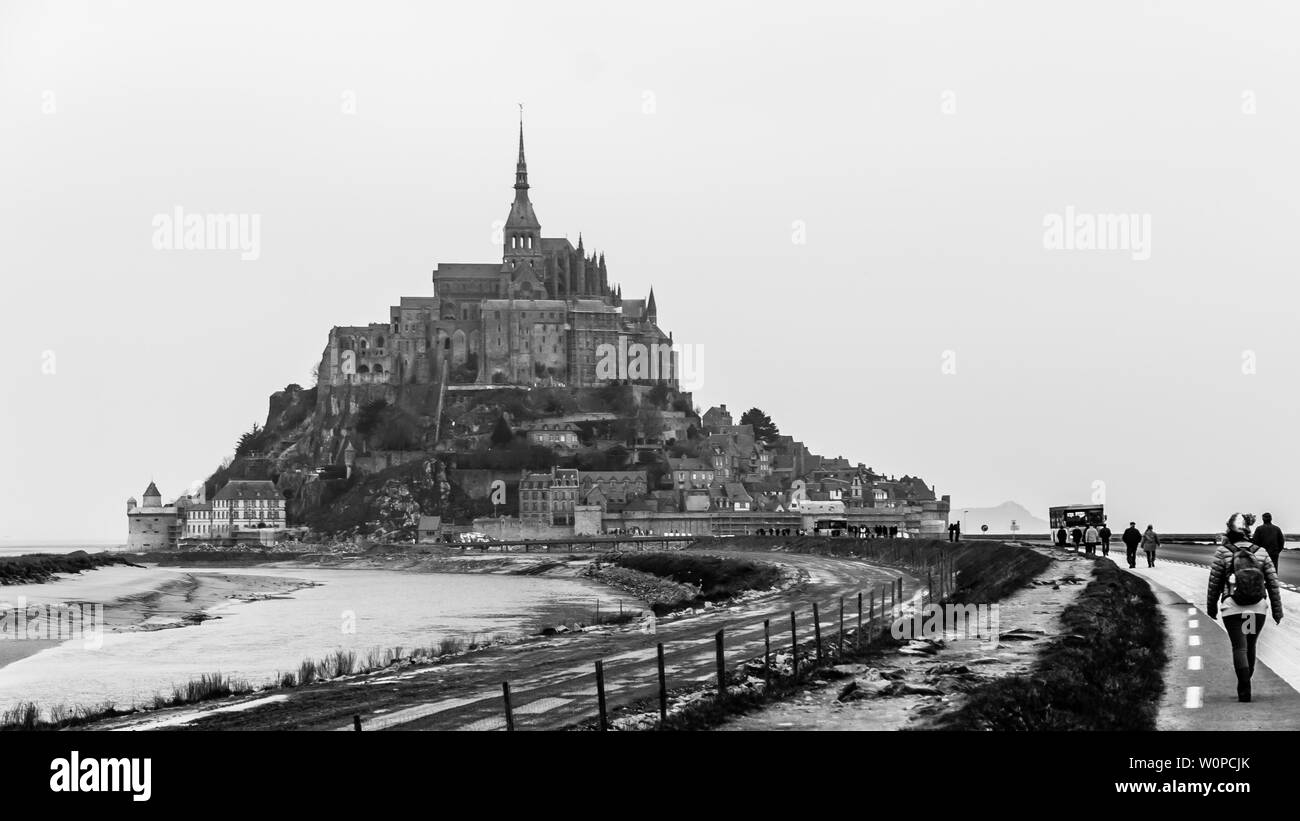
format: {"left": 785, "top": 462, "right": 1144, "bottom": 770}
{"left": 740, "top": 407, "right": 780, "bottom": 444}
{"left": 637, "top": 405, "right": 665, "bottom": 442}
{"left": 235, "top": 423, "right": 264, "bottom": 456}
{"left": 355, "top": 399, "right": 388, "bottom": 438}
{"left": 490, "top": 415, "right": 514, "bottom": 447}
{"left": 647, "top": 383, "right": 670, "bottom": 409}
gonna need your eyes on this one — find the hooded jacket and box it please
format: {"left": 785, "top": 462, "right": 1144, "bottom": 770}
{"left": 1206, "top": 541, "right": 1283, "bottom": 621}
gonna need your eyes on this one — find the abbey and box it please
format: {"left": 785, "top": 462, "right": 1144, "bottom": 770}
{"left": 319, "top": 122, "right": 675, "bottom": 389}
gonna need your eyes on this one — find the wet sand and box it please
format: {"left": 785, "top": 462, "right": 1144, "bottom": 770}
{"left": 0, "top": 565, "right": 313, "bottom": 672}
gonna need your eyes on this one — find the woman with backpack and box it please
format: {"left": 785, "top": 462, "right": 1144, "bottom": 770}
{"left": 1206, "top": 513, "right": 1284, "bottom": 702}
{"left": 1141, "top": 524, "right": 1160, "bottom": 567}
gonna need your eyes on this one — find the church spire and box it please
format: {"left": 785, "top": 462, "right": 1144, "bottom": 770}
{"left": 504, "top": 109, "right": 541, "bottom": 262}
{"left": 515, "top": 106, "right": 528, "bottom": 192}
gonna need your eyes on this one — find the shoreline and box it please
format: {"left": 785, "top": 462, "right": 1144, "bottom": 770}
{"left": 0, "top": 565, "right": 317, "bottom": 674}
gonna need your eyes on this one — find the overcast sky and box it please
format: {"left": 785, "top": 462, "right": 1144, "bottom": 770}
{"left": 3, "top": 0, "right": 1298, "bottom": 542}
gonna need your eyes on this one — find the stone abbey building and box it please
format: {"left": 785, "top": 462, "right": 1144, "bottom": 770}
{"left": 319, "top": 123, "right": 675, "bottom": 389}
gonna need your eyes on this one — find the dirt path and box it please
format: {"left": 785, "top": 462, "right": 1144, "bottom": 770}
{"left": 721, "top": 547, "right": 1095, "bottom": 730}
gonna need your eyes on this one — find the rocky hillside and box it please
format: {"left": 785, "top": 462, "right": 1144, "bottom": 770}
{"left": 203, "top": 378, "right": 693, "bottom": 539}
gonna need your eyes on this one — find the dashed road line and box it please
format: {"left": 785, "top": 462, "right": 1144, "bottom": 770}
{"left": 1189, "top": 656, "right": 1202, "bottom": 671}
{"left": 1185, "top": 686, "right": 1203, "bottom": 708}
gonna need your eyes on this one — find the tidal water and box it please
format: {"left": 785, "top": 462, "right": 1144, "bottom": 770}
{"left": 0, "top": 566, "right": 616, "bottom": 714}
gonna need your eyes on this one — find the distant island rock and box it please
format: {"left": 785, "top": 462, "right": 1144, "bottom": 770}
{"left": 955, "top": 501, "right": 1048, "bottom": 535}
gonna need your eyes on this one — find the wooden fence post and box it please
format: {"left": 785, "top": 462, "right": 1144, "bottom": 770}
{"left": 657, "top": 643, "right": 668, "bottom": 723}
{"left": 596, "top": 660, "right": 608, "bottom": 731}
{"left": 502, "top": 682, "right": 515, "bottom": 731}
{"left": 789, "top": 610, "right": 798, "bottom": 681}
{"left": 838, "top": 597, "right": 845, "bottom": 658}
{"left": 812, "top": 603, "right": 824, "bottom": 667}
{"left": 856, "top": 592, "right": 863, "bottom": 650}
{"left": 763, "top": 619, "right": 771, "bottom": 689}
{"left": 715, "top": 629, "right": 726, "bottom": 698}
{"left": 353, "top": 714, "right": 361, "bottom": 732}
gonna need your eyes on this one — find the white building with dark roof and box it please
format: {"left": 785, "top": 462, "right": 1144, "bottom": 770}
{"left": 211, "top": 480, "right": 286, "bottom": 535}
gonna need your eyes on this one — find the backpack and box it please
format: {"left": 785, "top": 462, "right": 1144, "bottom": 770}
{"left": 1228, "top": 545, "right": 1266, "bottom": 606}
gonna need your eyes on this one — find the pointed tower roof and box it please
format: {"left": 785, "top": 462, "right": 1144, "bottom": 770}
{"left": 515, "top": 116, "right": 528, "bottom": 191}
{"left": 505, "top": 111, "right": 540, "bottom": 232}
{"left": 143, "top": 481, "right": 161, "bottom": 498}
{"left": 647, "top": 287, "right": 657, "bottom": 315}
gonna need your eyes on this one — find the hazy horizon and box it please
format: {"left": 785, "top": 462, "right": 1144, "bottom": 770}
{"left": 4, "top": 1, "right": 1299, "bottom": 541}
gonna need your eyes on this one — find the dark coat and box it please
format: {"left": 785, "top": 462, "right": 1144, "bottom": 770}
{"left": 1122, "top": 527, "right": 1142, "bottom": 548}
{"left": 1254, "top": 523, "right": 1285, "bottom": 556}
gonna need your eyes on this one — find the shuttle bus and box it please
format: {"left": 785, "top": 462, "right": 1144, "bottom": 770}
{"left": 1048, "top": 504, "right": 1106, "bottom": 534}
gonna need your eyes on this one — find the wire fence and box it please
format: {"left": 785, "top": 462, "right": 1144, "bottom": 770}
{"left": 352, "top": 540, "right": 961, "bottom": 731}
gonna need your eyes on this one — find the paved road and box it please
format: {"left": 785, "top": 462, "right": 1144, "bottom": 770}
{"left": 100, "top": 549, "right": 920, "bottom": 731}
{"left": 1020, "top": 539, "right": 1300, "bottom": 588}
{"left": 1115, "top": 559, "right": 1300, "bottom": 730}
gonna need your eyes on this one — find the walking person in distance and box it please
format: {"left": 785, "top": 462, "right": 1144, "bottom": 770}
{"left": 1253, "top": 512, "right": 1285, "bottom": 573}
{"left": 1141, "top": 524, "right": 1160, "bottom": 567}
{"left": 1084, "top": 523, "right": 1100, "bottom": 557}
{"left": 1206, "top": 513, "right": 1284, "bottom": 702}
{"left": 1122, "top": 522, "right": 1142, "bottom": 568}
{"left": 1099, "top": 522, "right": 1112, "bottom": 557}
{"left": 1071, "top": 526, "right": 1084, "bottom": 553}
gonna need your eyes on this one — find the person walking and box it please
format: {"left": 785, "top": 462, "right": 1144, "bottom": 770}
{"left": 1099, "top": 522, "right": 1112, "bottom": 557}
{"left": 1206, "top": 513, "right": 1284, "bottom": 702}
{"left": 1253, "top": 512, "right": 1285, "bottom": 573}
{"left": 1071, "top": 526, "right": 1084, "bottom": 553}
{"left": 1084, "top": 524, "right": 1100, "bottom": 557}
{"left": 1122, "top": 522, "right": 1142, "bottom": 568}
{"left": 1141, "top": 524, "right": 1160, "bottom": 567}
{"left": 1056, "top": 526, "right": 1068, "bottom": 548}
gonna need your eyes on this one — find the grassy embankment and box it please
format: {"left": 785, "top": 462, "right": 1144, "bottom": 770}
{"left": 928, "top": 559, "right": 1167, "bottom": 731}
{"left": 0, "top": 551, "right": 138, "bottom": 585}
{"left": 592, "top": 552, "right": 783, "bottom": 616}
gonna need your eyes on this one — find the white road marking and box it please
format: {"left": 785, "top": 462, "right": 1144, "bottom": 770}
{"left": 1189, "top": 620, "right": 1199, "bottom": 629}
{"left": 1189, "top": 635, "right": 1201, "bottom": 647}
{"left": 514, "top": 697, "right": 571, "bottom": 715}
{"left": 457, "top": 716, "right": 506, "bottom": 731}
{"left": 1187, "top": 606, "right": 1197, "bottom": 615}
{"left": 1185, "top": 686, "right": 1202, "bottom": 708}
{"left": 336, "top": 695, "right": 484, "bottom": 731}
{"left": 1188, "top": 656, "right": 1202, "bottom": 671}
